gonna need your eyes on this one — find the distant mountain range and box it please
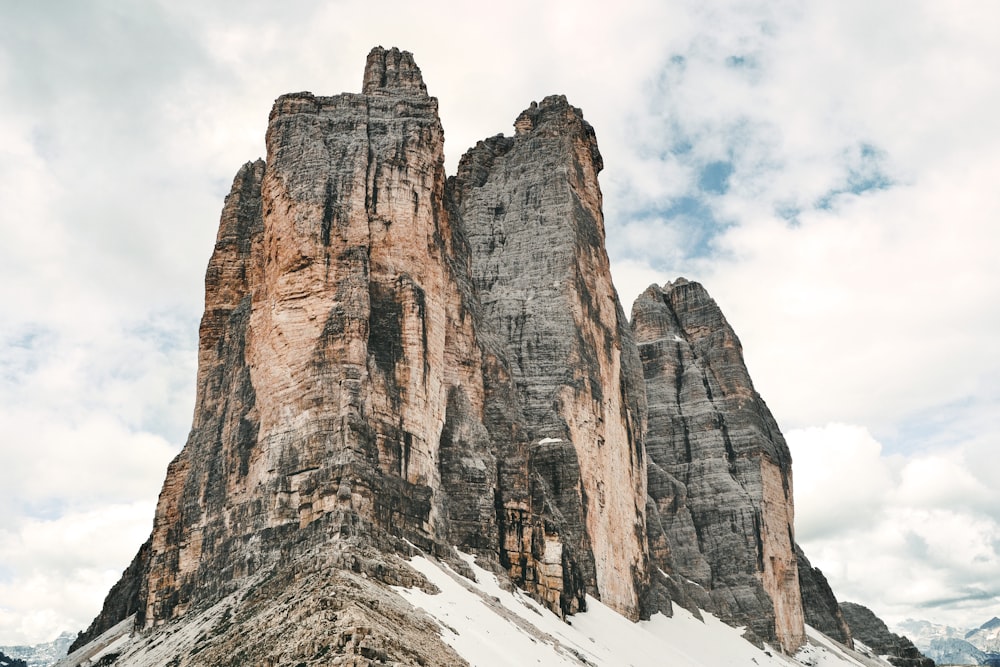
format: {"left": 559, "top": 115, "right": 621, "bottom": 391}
{"left": 897, "top": 617, "right": 1000, "bottom": 666}
{"left": 0, "top": 633, "right": 74, "bottom": 667}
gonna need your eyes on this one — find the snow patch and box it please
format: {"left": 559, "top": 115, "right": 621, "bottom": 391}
{"left": 396, "top": 553, "right": 896, "bottom": 667}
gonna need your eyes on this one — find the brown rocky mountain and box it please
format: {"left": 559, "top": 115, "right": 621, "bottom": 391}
{"left": 62, "top": 46, "right": 863, "bottom": 666}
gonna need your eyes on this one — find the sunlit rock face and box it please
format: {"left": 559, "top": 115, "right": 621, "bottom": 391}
{"left": 138, "top": 45, "right": 503, "bottom": 627}
{"left": 69, "top": 48, "right": 826, "bottom": 665}
{"left": 632, "top": 279, "right": 805, "bottom": 652}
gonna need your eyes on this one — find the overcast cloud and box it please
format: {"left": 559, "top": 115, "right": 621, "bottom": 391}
{"left": 1, "top": 0, "right": 997, "bottom": 645}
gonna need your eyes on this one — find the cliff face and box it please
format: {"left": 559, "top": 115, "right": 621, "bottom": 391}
{"left": 796, "top": 544, "right": 854, "bottom": 648}
{"left": 140, "top": 47, "right": 495, "bottom": 627}
{"left": 631, "top": 279, "right": 804, "bottom": 652}
{"left": 448, "top": 96, "right": 649, "bottom": 620}
{"left": 70, "top": 47, "right": 827, "bottom": 665}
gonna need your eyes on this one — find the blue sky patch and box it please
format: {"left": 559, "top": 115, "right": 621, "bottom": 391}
{"left": 627, "top": 197, "right": 730, "bottom": 261}
{"left": 725, "top": 55, "right": 757, "bottom": 69}
{"left": 816, "top": 142, "right": 894, "bottom": 209}
{"left": 698, "top": 161, "right": 734, "bottom": 194}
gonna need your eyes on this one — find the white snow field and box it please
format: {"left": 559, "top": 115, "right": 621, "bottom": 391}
{"left": 395, "top": 553, "right": 893, "bottom": 667}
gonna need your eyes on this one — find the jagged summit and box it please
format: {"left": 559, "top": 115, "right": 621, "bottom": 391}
{"left": 61, "top": 47, "right": 872, "bottom": 667}
{"left": 362, "top": 46, "right": 428, "bottom": 96}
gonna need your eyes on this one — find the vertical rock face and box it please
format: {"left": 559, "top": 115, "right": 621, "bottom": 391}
{"left": 631, "top": 279, "right": 805, "bottom": 652}
{"left": 139, "top": 46, "right": 504, "bottom": 628}
{"left": 796, "top": 544, "right": 854, "bottom": 648}
{"left": 448, "top": 96, "right": 649, "bottom": 620}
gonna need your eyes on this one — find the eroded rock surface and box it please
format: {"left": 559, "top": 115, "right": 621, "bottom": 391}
{"left": 632, "top": 279, "right": 805, "bottom": 652}
{"left": 448, "top": 95, "right": 650, "bottom": 620}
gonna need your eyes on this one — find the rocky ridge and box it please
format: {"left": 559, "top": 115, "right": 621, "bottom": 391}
{"left": 64, "top": 46, "right": 862, "bottom": 665}
{"left": 797, "top": 544, "right": 854, "bottom": 647}
{"left": 840, "top": 602, "right": 934, "bottom": 667}
{"left": 897, "top": 617, "right": 1000, "bottom": 666}
{"left": 967, "top": 619, "right": 1000, "bottom": 653}
{"left": 926, "top": 638, "right": 988, "bottom": 666}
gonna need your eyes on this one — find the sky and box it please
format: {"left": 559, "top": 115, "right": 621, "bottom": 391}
{"left": 1, "top": 0, "right": 997, "bottom": 647}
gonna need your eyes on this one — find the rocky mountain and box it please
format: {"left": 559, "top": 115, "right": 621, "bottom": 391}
{"left": 0, "top": 632, "right": 74, "bottom": 667}
{"left": 895, "top": 617, "right": 1000, "bottom": 666}
{"left": 796, "top": 545, "right": 854, "bottom": 647}
{"left": 840, "top": 602, "right": 934, "bottom": 667}
{"left": 0, "top": 651, "right": 28, "bottom": 667}
{"left": 631, "top": 279, "right": 804, "bottom": 650}
{"left": 62, "top": 46, "right": 867, "bottom": 666}
{"left": 925, "top": 638, "right": 987, "bottom": 665}
{"left": 967, "top": 618, "right": 1000, "bottom": 653}
{"left": 898, "top": 619, "right": 968, "bottom": 651}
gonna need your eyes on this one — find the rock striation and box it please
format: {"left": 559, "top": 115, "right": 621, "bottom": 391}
{"left": 631, "top": 279, "right": 804, "bottom": 652}
{"left": 448, "top": 95, "right": 649, "bottom": 620}
{"left": 65, "top": 46, "right": 841, "bottom": 665}
{"left": 796, "top": 544, "right": 854, "bottom": 647}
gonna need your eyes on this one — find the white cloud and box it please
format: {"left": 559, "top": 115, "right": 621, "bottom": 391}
{"left": 0, "top": 409, "right": 177, "bottom": 521}
{"left": 790, "top": 424, "right": 1000, "bottom": 630}
{"left": 788, "top": 424, "right": 894, "bottom": 542}
{"left": 0, "top": 503, "right": 155, "bottom": 646}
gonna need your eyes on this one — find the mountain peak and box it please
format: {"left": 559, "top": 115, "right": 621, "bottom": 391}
{"left": 362, "top": 46, "right": 428, "bottom": 96}
{"left": 60, "top": 46, "right": 855, "bottom": 666}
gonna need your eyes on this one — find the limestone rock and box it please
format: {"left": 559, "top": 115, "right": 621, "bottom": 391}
{"left": 132, "top": 44, "right": 522, "bottom": 633}
{"left": 839, "top": 602, "right": 935, "bottom": 667}
{"left": 449, "top": 95, "right": 650, "bottom": 620}
{"left": 631, "top": 279, "right": 805, "bottom": 652}
{"left": 62, "top": 541, "right": 468, "bottom": 667}
{"left": 796, "top": 543, "right": 853, "bottom": 648}
{"left": 69, "top": 47, "right": 827, "bottom": 665}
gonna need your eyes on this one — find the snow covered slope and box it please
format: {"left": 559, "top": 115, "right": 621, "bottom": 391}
{"left": 395, "top": 553, "right": 892, "bottom": 667}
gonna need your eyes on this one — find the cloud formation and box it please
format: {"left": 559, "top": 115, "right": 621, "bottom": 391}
{"left": 0, "top": 0, "right": 997, "bottom": 645}
{"left": 790, "top": 424, "right": 1000, "bottom": 630}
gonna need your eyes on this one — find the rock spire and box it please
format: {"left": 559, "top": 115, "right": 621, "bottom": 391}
{"left": 64, "top": 48, "right": 838, "bottom": 665}
{"left": 632, "top": 279, "right": 805, "bottom": 652}
{"left": 449, "top": 94, "right": 649, "bottom": 620}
